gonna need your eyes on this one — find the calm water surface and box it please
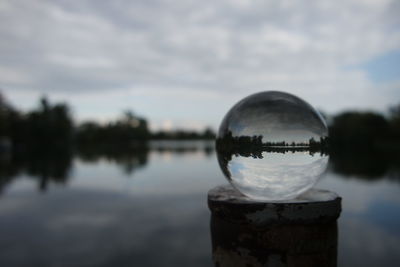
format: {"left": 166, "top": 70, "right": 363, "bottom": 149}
{"left": 0, "top": 141, "right": 399, "bottom": 266}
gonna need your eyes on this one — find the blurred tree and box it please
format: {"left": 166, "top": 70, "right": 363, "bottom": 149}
{"left": 151, "top": 127, "right": 215, "bottom": 140}
{"left": 202, "top": 127, "right": 216, "bottom": 139}
{"left": 0, "top": 92, "right": 15, "bottom": 138}
{"left": 24, "top": 96, "right": 73, "bottom": 150}
{"left": 329, "top": 111, "right": 389, "bottom": 151}
{"left": 76, "top": 110, "right": 149, "bottom": 146}
{"left": 389, "top": 103, "right": 400, "bottom": 138}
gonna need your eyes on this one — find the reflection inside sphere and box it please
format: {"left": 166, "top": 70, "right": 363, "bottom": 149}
{"left": 216, "top": 91, "right": 329, "bottom": 201}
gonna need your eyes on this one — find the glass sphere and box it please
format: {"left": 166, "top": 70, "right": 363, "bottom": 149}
{"left": 216, "top": 91, "right": 329, "bottom": 201}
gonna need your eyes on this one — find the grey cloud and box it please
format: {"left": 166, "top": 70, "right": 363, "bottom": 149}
{"left": 0, "top": 0, "right": 399, "bottom": 113}
{"left": 229, "top": 153, "right": 328, "bottom": 200}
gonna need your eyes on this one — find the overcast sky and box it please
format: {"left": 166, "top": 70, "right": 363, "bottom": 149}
{"left": 0, "top": 0, "right": 399, "bottom": 130}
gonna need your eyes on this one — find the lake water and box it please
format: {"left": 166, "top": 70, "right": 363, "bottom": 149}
{"left": 0, "top": 141, "right": 399, "bottom": 266}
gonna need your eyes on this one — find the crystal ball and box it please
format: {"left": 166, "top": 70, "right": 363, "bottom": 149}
{"left": 216, "top": 91, "right": 329, "bottom": 201}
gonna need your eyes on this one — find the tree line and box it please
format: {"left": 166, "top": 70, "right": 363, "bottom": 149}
{"left": 329, "top": 109, "right": 400, "bottom": 152}
{"left": 0, "top": 93, "right": 215, "bottom": 153}
{"left": 1, "top": 92, "right": 400, "bottom": 154}
{"left": 216, "top": 131, "right": 329, "bottom": 147}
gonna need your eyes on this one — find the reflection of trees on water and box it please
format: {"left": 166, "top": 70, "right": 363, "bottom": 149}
{"left": 152, "top": 146, "right": 214, "bottom": 157}
{"left": 1, "top": 134, "right": 400, "bottom": 195}
{"left": 216, "top": 131, "right": 328, "bottom": 181}
{"left": 330, "top": 150, "right": 400, "bottom": 181}
{"left": 76, "top": 144, "right": 149, "bottom": 175}
{"left": 216, "top": 130, "right": 400, "bottom": 182}
{"left": 0, "top": 147, "right": 72, "bottom": 193}
{"left": 0, "top": 143, "right": 215, "bottom": 194}
{"left": 217, "top": 146, "right": 330, "bottom": 181}
{"left": 216, "top": 131, "right": 329, "bottom": 178}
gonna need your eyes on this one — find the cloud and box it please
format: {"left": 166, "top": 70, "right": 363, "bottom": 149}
{"left": 0, "top": 0, "right": 399, "bottom": 128}
{"left": 229, "top": 152, "right": 328, "bottom": 200}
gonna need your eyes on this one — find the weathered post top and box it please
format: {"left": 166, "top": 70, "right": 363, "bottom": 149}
{"left": 208, "top": 184, "right": 342, "bottom": 226}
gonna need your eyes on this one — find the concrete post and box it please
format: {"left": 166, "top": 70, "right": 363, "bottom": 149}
{"left": 208, "top": 185, "right": 342, "bottom": 267}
